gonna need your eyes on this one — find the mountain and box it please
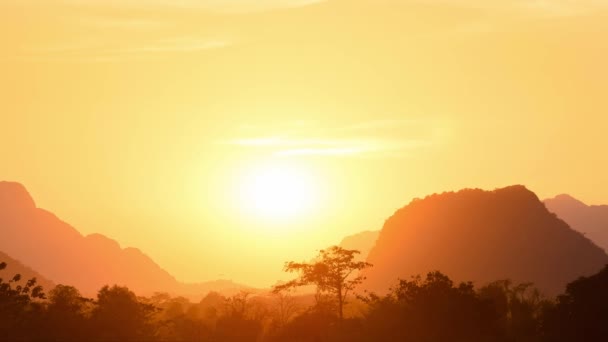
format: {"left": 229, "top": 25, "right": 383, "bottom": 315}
{"left": 362, "top": 185, "right": 608, "bottom": 295}
{"left": 339, "top": 230, "right": 379, "bottom": 261}
{"left": 0, "top": 250, "right": 55, "bottom": 293}
{"left": 0, "top": 181, "right": 247, "bottom": 298}
{"left": 544, "top": 194, "right": 608, "bottom": 253}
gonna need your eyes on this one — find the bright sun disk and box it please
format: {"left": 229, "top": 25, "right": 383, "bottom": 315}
{"left": 239, "top": 163, "right": 317, "bottom": 221}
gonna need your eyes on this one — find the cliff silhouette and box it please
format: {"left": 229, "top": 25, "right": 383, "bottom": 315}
{"left": 0, "top": 181, "right": 247, "bottom": 298}
{"left": 545, "top": 194, "right": 608, "bottom": 253}
{"left": 362, "top": 185, "right": 608, "bottom": 295}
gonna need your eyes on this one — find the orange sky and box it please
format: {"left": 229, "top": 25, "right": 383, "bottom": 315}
{"left": 1, "top": 0, "right": 608, "bottom": 287}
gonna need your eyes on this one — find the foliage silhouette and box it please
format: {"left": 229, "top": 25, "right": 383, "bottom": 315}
{"left": 45, "top": 285, "right": 90, "bottom": 341}
{"left": 90, "top": 285, "right": 157, "bottom": 341}
{"left": 0, "top": 261, "right": 46, "bottom": 341}
{"left": 1, "top": 260, "right": 608, "bottom": 342}
{"left": 543, "top": 265, "right": 608, "bottom": 342}
{"left": 478, "top": 280, "right": 548, "bottom": 341}
{"left": 362, "top": 271, "right": 501, "bottom": 342}
{"left": 274, "top": 246, "right": 372, "bottom": 320}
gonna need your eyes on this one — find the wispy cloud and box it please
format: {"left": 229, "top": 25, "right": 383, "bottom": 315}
{"left": 275, "top": 147, "right": 366, "bottom": 157}
{"left": 518, "top": 0, "right": 601, "bottom": 16}
{"left": 20, "top": 36, "right": 231, "bottom": 62}
{"left": 415, "top": 0, "right": 608, "bottom": 16}
{"left": 19, "top": 0, "right": 606, "bottom": 15}
{"left": 272, "top": 139, "right": 429, "bottom": 157}
{"left": 226, "top": 136, "right": 427, "bottom": 157}
{"left": 57, "top": 0, "right": 324, "bottom": 13}
{"left": 338, "top": 118, "right": 429, "bottom": 132}
{"left": 221, "top": 118, "right": 443, "bottom": 158}
{"left": 73, "top": 16, "right": 168, "bottom": 30}
{"left": 120, "top": 37, "right": 231, "bottom": 53}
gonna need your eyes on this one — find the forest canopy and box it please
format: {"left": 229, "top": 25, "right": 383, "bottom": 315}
{"left": 2, "top": 251, "right": 608, "bottom": 341}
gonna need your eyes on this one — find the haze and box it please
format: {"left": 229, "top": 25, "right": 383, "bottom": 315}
{"left": 1, "top": 0, "right": 608, "bottom": 287}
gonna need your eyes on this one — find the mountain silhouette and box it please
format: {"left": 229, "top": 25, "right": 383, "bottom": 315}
{"left": 545, "top": 194, "right": 608, "bottom": 253}
{"left": 362, "top": 185, "right": 608, "bottom": 295}
{"left": 0, "top": 250, "right": 55, "bottom": 292}
{"left": 0, "top": 181, "right": 247, "bottom": 297}
{"left": 339, "top": 230, "right": 379, "bottom": 261}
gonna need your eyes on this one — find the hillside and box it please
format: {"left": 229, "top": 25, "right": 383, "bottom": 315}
{"left": 545, "top": 194, "right": 608, "bottom": 253}
{"left": 0, "top": 250, "right": 55, "bottom": 293}
{"left": 0, "top": 181, "right": 247, "bottom": 297}
{"left": 362, "top": 186, "right": 608, "bottom": 295}
{"left": 339, "top": 230, "right": 379, "bottom": 261}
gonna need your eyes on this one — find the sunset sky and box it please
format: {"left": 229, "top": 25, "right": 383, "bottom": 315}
{"left": 1, "top": 0, "right": 608, "bottom": 287}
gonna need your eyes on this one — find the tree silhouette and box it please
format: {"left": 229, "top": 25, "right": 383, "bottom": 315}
{"left": 272, "top": 288, "right": 299, "bottom": 328}
{"left": 46, "top": 285, "right": 90, "bottom": 341}
{"left": 544, "top": 265, "right": 608, "bottom": 342}
{"left": 362, "top": 271, "right": 501, "bottom": 342}
{"left": 274, "top": 246, "right": 372, "bottom": 320}
{"left": 0, "top": 261, "right": 46, "bottom": 340}
{"left": 91, "top": 285, "right": 157, "bottom": 341}
{"left": 215, "top": 291, "right": 263, "bottom": 342}
{"left": 478, "top": 280, "right": 546, "bottom": 340}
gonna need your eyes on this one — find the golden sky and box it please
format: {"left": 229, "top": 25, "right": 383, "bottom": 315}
{"left": 1, "top": 0, "right": 608, "bottom": 287}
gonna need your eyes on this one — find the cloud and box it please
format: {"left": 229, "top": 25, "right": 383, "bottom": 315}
{"left": 20, "top": 36, "right": 231, "bottom": 62}
{"left": 273, "top": 139, "right": 429, "bottom": 157}
{"left": 119, "top": 37, "right": 231, "bottom": 53}
{"left": 338, "top": 118, "right": 429, "bottom": 132}
{"left": 55, "top": 0, "right": 323, "bottom": 13}
{"left": 227, "top": 136, "right": 428, "bottom": 157}
{"left": 275, "top": 147, "right": 368, "bottom": 157}
{"left": 73, "top": 16, "right": 168, "bottom": 30}
{"left": 412, "top": 0, "right": 608, "bottom": 16}
{"left": 222, "top": 119, "right": 442, "bottom": 158}
{"left": 519, "top": 0, "right": 602, "bottom": 16}
{"left": 2, "top": 0, "right": 321, "bottom": 63}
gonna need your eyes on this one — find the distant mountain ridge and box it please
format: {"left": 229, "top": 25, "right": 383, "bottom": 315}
{"left": 544, "top": 194, "right": 608, "bottom": 253}
{"left": 0, "top": 181, "right": 248, "bottom": 298}
{"left": 361, "top": 185, "right": 608, "bottom": 295}
{"left": 339, "top": 230, "right": 379, "bottom": 261}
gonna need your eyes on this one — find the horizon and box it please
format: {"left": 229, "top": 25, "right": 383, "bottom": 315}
{"left": 0, "top": 180, "right": 602, "bottom": 289}
{"left": 2, "top": 0, "right": 608, "bottom": 289}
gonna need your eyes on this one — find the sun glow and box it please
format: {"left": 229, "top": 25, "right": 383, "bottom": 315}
{"left": 238, "top": 163, "right": 318, "bottom": 221}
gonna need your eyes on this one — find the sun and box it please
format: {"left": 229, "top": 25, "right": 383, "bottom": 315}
{"left": 239, "top": 163, "right": 317, "bottom": 221}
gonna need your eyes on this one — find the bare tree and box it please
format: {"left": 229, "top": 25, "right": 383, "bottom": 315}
{"left": 272, "top": 288, "right": 299, "bottom": 328}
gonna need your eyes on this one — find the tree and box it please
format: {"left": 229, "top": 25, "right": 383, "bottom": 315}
{"left": 362, "top": 271, "right": 501, "bottom": 342}
{"left": 543, "top": 265, "right": 608, "bottom": 342}
{"left": 478, "top": 280, "right": 546, "bottom": 341}
{"left": 215, "top": 292, "right": 263, "bottom": 342}
{"left": 225, "top": 291, "right": 252, "bottom": 318}
{"left": 0, "top": 262, "right": 46, "bottom": 340}
{"left": 274, "top": 246, "right": 372, "bottom": 320}
{"left": 91, "top": 285, "right": 156, "bottom": 341}
{"left": 49, "top": 285, "right": 86, "bottom": 309}
{"left": 46, "top": 285, "right": 90, "bottom": 341}
{"left": 272, "top": 288, "right": 299, "bottom": 328}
